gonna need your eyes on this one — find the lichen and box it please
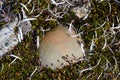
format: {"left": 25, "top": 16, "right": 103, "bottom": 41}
{"left": 0, "top": 0, "right": 120, "bottom": 79}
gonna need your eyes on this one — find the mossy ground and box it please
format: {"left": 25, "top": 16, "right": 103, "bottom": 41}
{"left": 0, "top": 0, "right": 120, "bottom": 80}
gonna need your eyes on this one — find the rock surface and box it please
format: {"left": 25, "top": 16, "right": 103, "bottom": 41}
{"left": 71, "top": 0, "right": 91, "bottom": 19}
{"left": 39, "top": 26, "right": 84, "bottom": 70}
{"left": 0, "top": 17, "right": 31, "bottom": 57}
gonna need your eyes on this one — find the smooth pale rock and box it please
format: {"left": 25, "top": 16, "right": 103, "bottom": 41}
{"left": 39, "top": 26, "right": 84, "bottom": 70}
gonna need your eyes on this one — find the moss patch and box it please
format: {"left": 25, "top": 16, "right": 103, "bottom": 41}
{"left": 0, "top": 0, "right": 120, "bottom": 79}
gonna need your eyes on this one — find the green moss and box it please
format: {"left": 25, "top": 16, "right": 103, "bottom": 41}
{"left": 0, "top": 0, "right": 120, "bottom": 79}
